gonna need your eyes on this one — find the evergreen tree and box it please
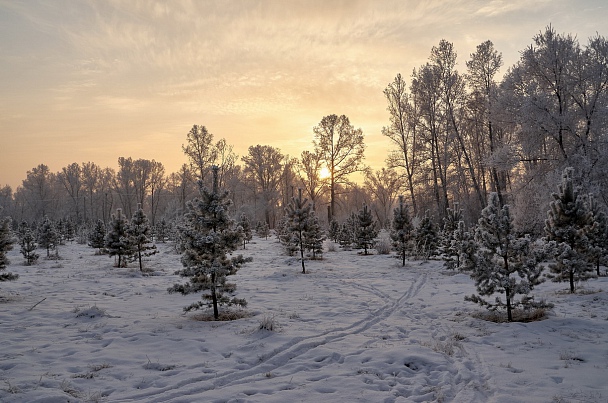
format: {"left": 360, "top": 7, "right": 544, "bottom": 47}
{"left": 155, "top": 218, "right": 169, "bottom": 243}
{"left": 237, "top": 213, "right": 252, "bottom": 249}
{"left": 391, "top": 196, "right": 413, "bottom": 266}
{"left": 414, "top": 210, "right": 438, "bottom": 259}
{"left": 585, "top": 193, "right": 608, "bottom": 276}
{"left": 127, "top": 206, "right": 157, "bottom": 271}
{"left": 338, "top": 222, "right": 353, "bottom": 248}
{"left": 0, "top": 217, "right": 18, "bottom": 281}
{"left": 285, "top": 188, "right": 313, "bottom": 273}
{"left": 356, "top": 204, "right": 378, "bottom": 255}
{"left": 328, "top": 218, "right": 340, "bottom": 243}
{"left": 20, "top": 227, "right": 39, "bottom": 266}
{"left": 105, "top": 209, "right": 133, "bottom": 268}
{"left": 464, "top": 193, "right": 545, "bottom": 321}
{"left": 256, "top": 221, "right": 270, "bottom": 239}
{"left": 38, "top": 216, "right": 59, "bottom": 258}
{"left": 304, "top": 210, "right": 325, "bottom": 259}
{"left": 64, "top": 218, "right": 75, "bottom": 243}
{"left": 442, "top": 203, "right": 463, "bottom": 270}
{"left": 454, "top": 221, "right": 477, "bottom": 272}
{"left": 88, "top": 219, "right": 107, "bottom": 254}
{"left": 545, "top": 167, "right": 595, "bottom": 293}
{"left": 169, "top": 166, "right": 250, "bottom": 319}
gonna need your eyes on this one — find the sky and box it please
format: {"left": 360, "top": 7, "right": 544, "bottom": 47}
{"left": 1, "top": 0, "right": 607, "bottom": 191}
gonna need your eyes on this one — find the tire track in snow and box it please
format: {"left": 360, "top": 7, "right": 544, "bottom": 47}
{"left": 114, "top": 272, "right": 428, "bottom": 402}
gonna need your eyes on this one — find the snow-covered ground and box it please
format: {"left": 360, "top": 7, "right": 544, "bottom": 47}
{"left": 0, "top": 238, "right": 606, "bottom": 402}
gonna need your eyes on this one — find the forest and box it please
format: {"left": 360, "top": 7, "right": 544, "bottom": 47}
{"left": 1, "top": 26, "right": 607, "bottom": 237}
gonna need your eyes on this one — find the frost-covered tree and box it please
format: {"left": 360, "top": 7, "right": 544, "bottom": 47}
{"left": 356, "top": 204, "right": 378, "bottom": 255}
{"left": 38, "top": 216, "right": 59, "bottom": 258}
{"left": 391, "top": 196, "right": 413, "bottom": 266}
{"left": 237, "top": 213, "right": 252, "bottom": 249}
{"left": 285, "top": 188, "right": 312, "bottom": 273}
{"left": 155, "top": 218, "right": 169, "bottom": 243}
{"left": 304, "top": 210, "right": 325, "bottom": 259}
{"left": 585, "top": 193, "right": 608, "bottom": 276}
{"left": 414, "top": 210, "right": 438, "bottom": 259}
{"left": 169, "top": 166, "right": 250, "bottom": 319}
{"left": 88, "top": 219, "right": 106, "bottom": 254}
{"left": 328, "top": 218, "right": 340, "bottom": 243}
{"left": 465, "top": 193, "right": 545, "bottom": 322}
{"left": 64, "top": 218, "right": 75, "bottom": 243}
{"left": 441, "top": 203, "right": 463, "bottom": 270}
{"left": 0, "top": 217, "right": 17, "bottom": 281}
{"left": 127, "top": 205, "right": 157, "bottom": 271}
{"left": 20, "top": 227, "right": 38, "bottom": 266}
{"left": 105, "top": 209, "right": 133, "bottom": 268}
{"left": 545, "top": 168, "right": 595, "bottom": 293}
{"left": 255, "top": 221, "right": 270, "bottom": 239}
{"left": 454, "top": 221, "right": 476, "bottom": 272}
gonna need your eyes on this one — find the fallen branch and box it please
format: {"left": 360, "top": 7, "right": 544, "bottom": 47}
{"left": 28, "top": 297, "right": 46, "bottom": 311}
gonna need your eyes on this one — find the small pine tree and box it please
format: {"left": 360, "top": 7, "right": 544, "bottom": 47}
{"left": 545, "top": 167, "right": 595, "bottom": 293}
{"left": 55, "top": 218, "right": 66, "bottom": 245}
{"left": 88, "top": 219, "right": 107, "bottom": 254}
{"left": 441, "top": 203, "right": 463, "bottom": 270}
{"left": 64, "top": 218, "right": 75, "bottom": 243}
{"left": 329, "top": 218, "right": 340, "bottom": 243}
{"left": 155, "top": 218, "right": 169, "bottom": 243}
{"left": 391, "top": 196, "right": 413, "bottom": 266}
{"left": 169, "top": 166, "right": 250, "bottom": 319}
{"left": 414, "top": 210, "right": 438, "bottom": 259}
{"left": 256, "top": 221, "right": 270, "bottom": 239}
{"left": 127, "top": 206, "right": 157, "bottom": 271}
{"left": 238, "top": 213, "right": 252, "bottom": 249}
{"left": 585, "top": 193, "right": 608, "bottom": 276}
{"left": 20, "top": 228, "right": 39, "bottom": 266}
{"left": 304, "top": 210, "right": 325, "bottom": 259}
{"left": 0, "top": 217, "right": 18, "bottom": 281}
{"left": 338, "top": 222, "right": 353, "bottom": 248}
{"left": 105, "top": 209, "right": 134, "bottom": 268}
{"left": 285, "top": 188, "right": 312, "bottom": 273}
{"left": 356, "top": 204, "right": 378, "bottom": 255}
{"left": 454, "top": 221, "right": 476, "bottom": 272}
{"left": 38, "top": 216, "right": 59, "bottom": 258}
{"left": 465, "top": 193, "right": 545, "bottom": 322}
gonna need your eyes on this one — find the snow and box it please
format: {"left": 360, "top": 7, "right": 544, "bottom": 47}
{"left": 0, "top": 238, "right": 606, "bottom": 402}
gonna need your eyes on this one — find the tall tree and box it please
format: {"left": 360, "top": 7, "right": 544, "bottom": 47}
{"left": 58, "top": 162, "right": 83, "bottom": 223}
{"left": 182, "top": 125, "right": 217, "bottom": 183}
{"left": 364, "top": 167, "right": 401, "bottom": 228}
{"left": 297, "top": 150, "right": 327, "bottom": 208}
{"left": 169, "top": 167, "right": 250, "bottom": 319}
{"left": 313, "top": 114, "right": 365, "bottom": 220}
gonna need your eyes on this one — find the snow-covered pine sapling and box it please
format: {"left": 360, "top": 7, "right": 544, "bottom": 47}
{"left": 169, "top": 166, "right": 251, "bottom": 320}
{"left": 285, "top": 188, "right": 312, "bottom": 273}
{"left": 304, "top": 210, "right": 325, "bottom": 259}
{"left": 256, "top": 221, "right": 270, "bottom": 239}
{"left": 465, "top": 193, "right": 545, "bottom": 322}
{"left": 391, "top": 195, "right": 413, "bottom": 266}
{"left": 414, "top": 210, "right": 438, "bottom": 260}
{"left": 441, "top": 203, "right": 463, "bottom": 270}
{"left": 545, "top": 167, "right": 595, "bottom": 293}
{"left": 88, "top": 219, "right": 107, "bottom": 255}
{"left": 356, "top": 204, "right": 378, "bottom": 255}
{"left": 127, "top": 205, "right": 157, "bottom": 271}
{"left": 0, "top": 217, "right": 18, "bottom": 281}
{"left": 585, "top": 193, "right": 608, "bottom": 276}
{"left": 329, "top": 218, "right": 340, "bottom": 243}
{"left": 238, "top": 213, "right": 252, "bottom": 249}
{"left": 38, "top": 216, "right": 59, "bottom": 258}
{"left": 155, "top": 218, "right": 169, "bottom": 243}
{"left": 20, "top": 227, "right": 39, "bottom": 266}
{"left": 105, "top": 209, "right": 133, "bottom": 268}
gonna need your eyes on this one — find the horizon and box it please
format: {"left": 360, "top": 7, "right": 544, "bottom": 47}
{"left": 1, "top": 0, "right": 607, "bottom": 191}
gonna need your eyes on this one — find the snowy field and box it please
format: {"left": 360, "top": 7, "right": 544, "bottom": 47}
{"left": 0, "top": 238, "right": 606, "bottom": 403}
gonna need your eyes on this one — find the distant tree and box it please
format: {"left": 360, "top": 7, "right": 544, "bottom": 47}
{"left": 465, "top": 193, "right": 545, "bottom": 322}
{"left": 285, "top": 188, "right": 313, "bottom": 273}
{"left": 545, "top": 168, "right": 595, "bottom": 292}
{"left": 356, "top": 204, "right": 378, "bottom": 255}
{"left": 169, "top": 167, "right": 250, "bottom": 320}
{"left": 237, "top": 213, "right": 252, "bottom": 249}
{"left": 155, "top": 218, "right": 169, "bottom": 243}
{"left": 105, "top": 209, "right": 133, "bottom": 268}
{"left": 313, "top": 114, "right": 366, "bottom": 220}
{"left": 414, "top": 210, "right": 438, "bottom": 259}
{"left": 328, "top": 218, "right": 340, "bottom": 243}
{"left": 391, "top": 196, "right": 414, "bottom": 266}
{"left": 585, "top": 193, "right": 608, "bottom": 276}
{"left": 127, "top": 205, "right": 157, "bottom": 271}
{"left": 88, "top": 219, "right": 106, "bottom": 254}
{"left": 364, "top": 167, "right": 401, "bottom": 228}
{"left": 255, "top": 221, "right": 270, "bottom": 239}
{"left": 0, "top": 217, "right": 17, "bottom": 281}
{"left": 441, "top": 203, "right": 464, "bottom": 270}
{"left": 38, "top": 216, "right": 59, "bottom": 258}
{"left": 64, "top": 218, "right": 75, "bottom": 243}
{"left": 182, "top": 125, "right": 217, "bottom": 183}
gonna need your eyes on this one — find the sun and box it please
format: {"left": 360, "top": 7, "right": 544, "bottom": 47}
{"left": 319, "top": 166, "right": 331, "bottom": 180}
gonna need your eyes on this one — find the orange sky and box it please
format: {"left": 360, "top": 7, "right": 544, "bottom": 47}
{"left": 1, "top": 0, "right": 607, "bottom": 191}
